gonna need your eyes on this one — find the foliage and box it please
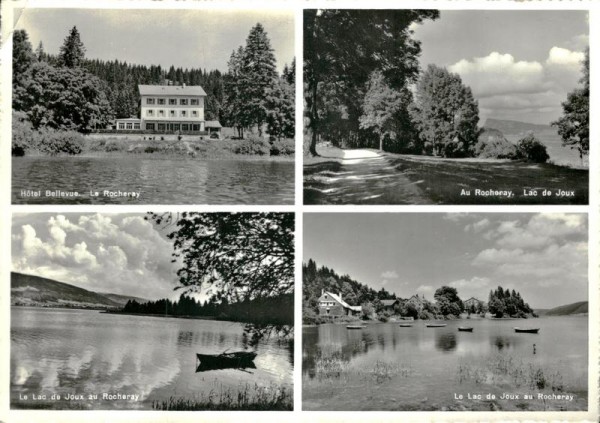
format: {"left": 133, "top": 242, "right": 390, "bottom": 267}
{"left": 434, "top": 286, "right": 463, "bottom": 317}
{"left": 474, "top": 128, "right": 518, "bottom": 159}
{"left": 359, "top": 70, "right": 405, "bottom": 151}
{"left": 12, "top": 30, "right": 36, "bottom": 91}
{"left": 12, "top": 111, "right": 85, "bottom": 156}
{"left": 269, "top": 138, "right": 295, "bottom": 156}
{"left": 231, "top": 136, "right": 271, "bottom": 155}
{"left": 58, "top": 26, "right": 86, "bottom": 68}
{"left": 552, "top": 48, "right": 589, "bottom": 160}
{"left": 14, "top": 61, "right": 113, "bottom": 132}
{"left": 516, "top": 134, "right": 549, "bottom": 163}
{"left": 12, "top": 111, "right": 35, "bottom": 156}
{"left": 304, "top": 9, "right": 440, "bottom": 155}
{"left": 487, "top": 286, "right": 532, "bottom": 318}
{"left": 149, "top": 212, "right": 294, "bottom": 302}
{"left": 411, "top": 65, "right": 479, "bottom": 157}
{"left": 265, "top": 79, "right": 295, "bottom": 140}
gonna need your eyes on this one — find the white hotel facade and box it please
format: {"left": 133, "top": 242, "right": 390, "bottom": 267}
{"left": 115, "top": 84, "right": 221, "bottom": 134}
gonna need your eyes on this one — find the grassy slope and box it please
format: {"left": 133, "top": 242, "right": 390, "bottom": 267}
{"left": 96, "top": 292, "right": 150, "bottom": 306}
{"left": 540, "top": 301, "right": 588, "bottom": 316}
{"left": 11, "top": 272, "right": 121, "bottom": 308}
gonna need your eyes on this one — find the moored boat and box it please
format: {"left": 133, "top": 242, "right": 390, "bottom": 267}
{"left": 346, "top": 325, "right": 366, "bottom": 329}
{"left": 426, "top": 323, "right": 446, "bottom": 328}
{"left": 399, "top": 324, "right": 413, "bottom": 327}
{"left": 458, "top": 327, "right": 473, "bottom": 332}
{"left": 196, "top": 351, "right": 257, "bottom": 372}
{"left": 514, "top": 328, "right": 539, "bottom": 334}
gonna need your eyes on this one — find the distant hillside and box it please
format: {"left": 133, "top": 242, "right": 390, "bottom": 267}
{"left": 12, "top": 272, "right": 123, "bottom": 309}
{"left": 485, "top": 118, "right": 551, "bottom": 135}
{"left": 97, "top": 292, "right": 149, "bottom": 307}
{"left": 541, "top": 301, "right": 588, "bottom": 316}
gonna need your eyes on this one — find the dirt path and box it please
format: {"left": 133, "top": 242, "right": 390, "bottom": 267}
{"left": 304, "top": 148, "right": 432, "bottom": 204}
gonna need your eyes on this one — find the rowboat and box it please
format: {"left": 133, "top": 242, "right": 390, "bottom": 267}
{"left": 399, "top": 324, "right": 413, "bottom": 327}
{"left": 514, "top": 328, "right": 539, "bottom": 334}
{"left": 346, "top": 325, "right": 366, "bottom": 329}
{"left": 426, "top": 324, "right": 447, "bottom": 328}
{"left": 196, "top": 351, "right": 257, "bottom": 372}
{"left": 458, "top": 327, "right": 473, "bottom": 332}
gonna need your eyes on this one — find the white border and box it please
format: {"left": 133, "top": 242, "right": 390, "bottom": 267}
{"left": 1, "top": 1, "right": 598, "bottom": 422}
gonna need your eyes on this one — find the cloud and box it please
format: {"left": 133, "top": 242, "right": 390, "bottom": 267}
{"left": 381, "top": 270, "right": 399, "bottom": 279}
{"left": 448, "top": 276, "right": 491, "bottom": 300}
{"left": 12, "top": 214, "right": 179, "bottom": 300}
{"left": 465, "top": 218, "right": 490, "bottom": 233}
{"left": 416, "top": 285, "right": 434, "bottom": 298}
{"left": 546, "top": 47, "right": 585, "bottom": 67}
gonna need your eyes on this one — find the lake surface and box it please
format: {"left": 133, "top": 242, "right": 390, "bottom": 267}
{"left": 12, "top": 156, "right": 294, "bottom": 205}
{"left": 303, "top": 317, "right": 587, "bottom": 411}
{"left": 11, "top": 307, "right": 293, "bottom": 410}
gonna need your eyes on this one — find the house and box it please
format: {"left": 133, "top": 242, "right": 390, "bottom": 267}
{"left": 405, "top": 294, "right": 426, "bottom": 312}
{"left": 380, "top": 299, "right": 400, "bottom": 313}
{"left": 318, "top": 290, "right": 362, "bottom": 317}
{"left": 463, "top": 297, "right": 484, "bottom": 312}
{"left": 115, "top": 84, "right": 221, "bottom": 134}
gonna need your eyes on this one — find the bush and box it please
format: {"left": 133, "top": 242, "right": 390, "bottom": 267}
{"left": 516, "top": 134, "right": 549, "bottom": 163}
{"left": 39, "top": 130, "right": 85, "bottom": 155}
{"left": 12, "top": 111, "right": 35, "bottom": 156}
{"left": 270, "top": 138, "right": 295, "bottom": 156}
{"left": 474, "top": 128, "right": 518, "bottom": 159}
{"left": 231, "top": 136, "right": 271, "bottom": 155}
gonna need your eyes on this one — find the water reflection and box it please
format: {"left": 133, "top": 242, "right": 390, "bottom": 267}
{"left": 435, "top": 332, "right": 457, "bottom": 352}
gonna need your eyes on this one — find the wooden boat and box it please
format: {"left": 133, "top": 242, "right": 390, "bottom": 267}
{"left": 399, "top": 324, "right": 413, "bottom": 327}
{"left": 426, "top": 323, "right": 447, "bottom": 328}
{"left": 346, "top": 325, "right": 366, "bottom": 329}
{"left": 196, "top": 351, "right": 257, "bottom": 372}
{"left": 514, "top": 328, "right": 540, "bottom": 334}
{"left": 458, "top": 327, "right": 473, "bottom": 332}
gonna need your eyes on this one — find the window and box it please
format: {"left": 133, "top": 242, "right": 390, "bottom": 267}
{"left": 146, "top": 109, "right": 154, "bottom": 117}
{"left": 134, "top": 123, "right": 140, "bottom": 130}
{"left": 173, "top": 124, "right": 180, "bottom": 131}
{"left": 181, "top": 110, "right": 187, "bottom": 117}
{"left": 181, "top": 124, "right": 189, "bottom": 131}
{"left": 191, "top": 98, "right": 199, "bottom": 105}
{"left": 169, "top": 110, "right": 176, "bottom": 117}
{"left": 126, "top": 123, "right": 133, "bottom": 130}
{"left": 157, "top": 123, "right": 165, "bottom": 131}
{"left": 146, "top": 123, "right": 155, "bottom": 130}
{"left": 192, "top": 124, "right": 200, "bottom": 131}
{"left": 180, "top": 99, "right": 188, "bottom": 105}
{"left": 192, "top": 110, "right": 198, "bottom": 117}
{"left": 169, "top": 98, "right": 177, "bottom": 105}
{"left": 157, "top": 98, "right": 165, "bottom": 105}
{"left": 118, "top": 123, "right": 125, "bottom": 130}
{"left": 146, "top": 98, "right": 155, "bottom": 105}
{"left": 158, "top": 109, "right": 165, "bottom": 117}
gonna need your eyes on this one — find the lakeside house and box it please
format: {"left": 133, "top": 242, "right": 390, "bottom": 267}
{"left": 405, "top": 294, "right": 427, "bottom": 312}
{"left": 114, "top": 84, "right": 222, "bottom": 135}
{"left": 318, "top": 290, "right": 362, "bottom": 317}
{"left": 380, "top": 299, "right": 400, "bottom": 312}
{"left": 464, "top": 297, "right": 485, "bottom": 312}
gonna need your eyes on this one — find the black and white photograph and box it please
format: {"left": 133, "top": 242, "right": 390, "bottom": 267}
{"left": 10, "top": 212, "right": 294, "bottom": 410}
{"left": 304, "top": 10, "right": 589, "bottom": 205}
{"left": 303, "top": 213, "right": 588, "bottom": 411}
{"left": 11, "top": 9, "right": 295, "bottom": 205}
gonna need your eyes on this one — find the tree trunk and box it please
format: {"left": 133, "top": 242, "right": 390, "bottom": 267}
{"left": 309, "top": 82, "right": 319, "bottom": 156}
{"left": 379, "top": 134, "right": 384, "bottom": 151}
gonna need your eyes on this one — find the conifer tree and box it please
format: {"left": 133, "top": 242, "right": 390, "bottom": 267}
{"left": 58, "top": 26, "right": 86, "bottom": 68}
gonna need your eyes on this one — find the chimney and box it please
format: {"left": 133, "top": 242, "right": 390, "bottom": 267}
{"left": 339, "top": 292, "right": 342, "bottom": 300}
{"left": 321, "top": 289, "right": 324, "bottom": 296}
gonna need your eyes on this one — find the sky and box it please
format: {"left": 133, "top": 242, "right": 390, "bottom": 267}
{"left": 304, "top": 213, "right": 588, "bottom": 309}
{"left": 412, "top": 10, "right": 588, "bottom": 125}
{"left": 13, "top": 8, "right": 295, "bottom": 73}
{"left": 12, "top": 213, "right": 182, "bottom": 301}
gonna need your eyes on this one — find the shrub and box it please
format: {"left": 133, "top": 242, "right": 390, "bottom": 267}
{"left": 12, "top": 111, "right": 35, "bottom": 156}
{"left": 232, "top": 136, "right": 271, "bottom": 155}
{"left": 270, "top": 138, "right": 295, "bottom": 156}
{"left": 40, "top": 130, "right": 85, "bottom": 155}
{"left": 474, "top": 128, "right": 518, "bottom": 159}
{"left": 516, "top": 134, "right": 549, "bottom": 163}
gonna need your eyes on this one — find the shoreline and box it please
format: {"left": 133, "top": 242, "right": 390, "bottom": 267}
{"left": 13, "top": 151, "right": 295, "bottom": 162}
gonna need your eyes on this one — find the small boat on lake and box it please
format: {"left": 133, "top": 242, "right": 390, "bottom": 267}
{"left": 426, "top": 323, "right": 447, "bottom": 328}
{"left": 399, "top": 324, "right": 413, "bottom": 327}
{"left": 346, "top": 325, "right": 366, "bottom": 329}
{"left": 458, "top": 327, "right": 473, "bottom": 332}
{"left": 514, "top": 328, "right": 540, "bottom": 334}
{"left": 196, "top": 351, "right": 257, "bottom": 372}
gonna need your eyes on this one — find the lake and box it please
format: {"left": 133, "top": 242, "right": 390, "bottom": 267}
{"left": 12, "top": 156, "right": 294, "bottom": 205}
{"left": 11, "top": 307, "right": 293, "bottom": 410}
{"left": 303, "top": 317, "right": 587, "bottom": 411}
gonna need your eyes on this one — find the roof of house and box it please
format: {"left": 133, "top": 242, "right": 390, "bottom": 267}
{"left": 205, "top": 120, "right": 222, "bottom": 128}
{"left": 138, "top": 84, "right": 207, "bottom": 96}
{"left": 464, "top": 297, "right": 482, "bottom": 303}
{"left": 407, "top": 294, "right": 424, "bottom": 302}
{"left": 380, "top": 299, "right": 399, "bottom": 307}
{"left": 321, "top": 291, "right": 362, "bottom": 312}
{"left": 115, "top": 118, "right": 141, "bottom": 122}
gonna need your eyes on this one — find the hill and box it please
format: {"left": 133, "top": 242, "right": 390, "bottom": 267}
{"left": 539, "top": 301, "right": 588, "bottom": 316}
{"left": 12, "top": 272, "right": 128, "bottom": 309}
{"left": 485, "top": 118, "right": 551, "bottom": 135}
{"left": 97, "top": 292, "right": 150, "bottom": 307}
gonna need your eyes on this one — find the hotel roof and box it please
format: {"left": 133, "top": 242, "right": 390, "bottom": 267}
{"left": 139, "top": 84, "right": 207, "bottom": 96}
